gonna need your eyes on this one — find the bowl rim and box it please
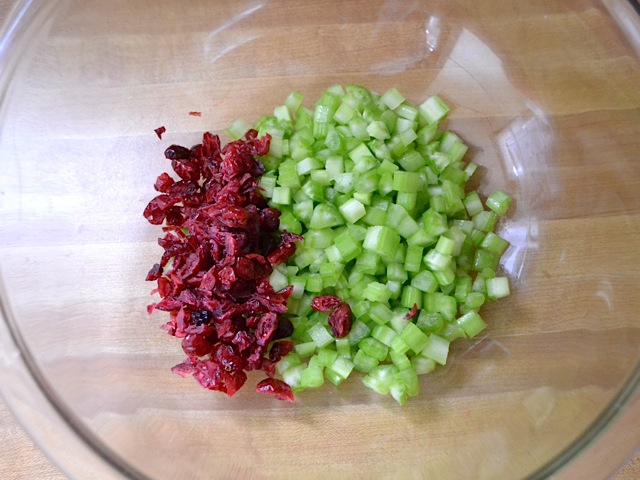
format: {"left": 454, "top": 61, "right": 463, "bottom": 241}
{"left": 0, "top": 1, "right": 639, "bottom": 479}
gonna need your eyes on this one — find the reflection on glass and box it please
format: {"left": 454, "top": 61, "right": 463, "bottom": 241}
{"left": 497, "top": 104, "right": 556, "bottom": 282}
{"left": 203, "top": 3, "right": 264, "bottom": 62}
{"left": 602, "top": 0, "right": 640, "bottom": 59}
{"left": 425, "top": 16, "right": 441, "bottom": 53}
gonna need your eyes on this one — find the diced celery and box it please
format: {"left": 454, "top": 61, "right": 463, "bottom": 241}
{"left": 347, "top": 320, "right": 372, "bottom": 345}
{"left": 330, "top": 356, "right": 355, "bottom": 379}
{"left": 335, "top": 338, "right": 351, "bottom": 358}
{"left": 285, "top": 90, "right": 303, "bottom": 113}
{"left": 456, "top": 311, "right": 487, "bottom": 338}
{"left": 225, "top": 118, "right": 251, "bottom": 139}
{"left": 404, "top": 245, "right": 424, "bottom": 273}
{"left": 486, "top": 276, "right": 510, "bottom": 300}
{"left": 368, "top": 301, "right": 393, "bottom": 325}
{"left": 296, "top": 157, "right": 322, "bottom": 176}
{"left": 362, "top": 364, "right": 399, "bottom": 395}
{"left": 272, "top": 186, "right": 291, "bottom": 205}
{"left": 358, "top": 337, "right": 389, "bottom": 361}
{"left": 486, "top": 189, "right": 512, "bottom": 216}
{"left": 294, "top": 341, "right": 317, "bottom": 358}
{"left": 277, "top": 353, "right": 302, "bottom": 376}
{"left": 353, "top": 349, "right": 379, "bottom": 373}
{"left": 411, "top": 270, "right": 438, "bottom": 293}
{"left": 300, "top": 364, "right": 325, "bottom": 388}
{"left": 473, "top": 210, "right": 499, "bottom": 233}
{"left": 371, "top": 324, "right": 398, "bottom": 347}
{"left": 393, "top": 171, "right": 420, "bottom": 193}
{"left": 400, "top": 285, "right": 423, "bottom": 309}
{"left": 424, "top": 249, "right": 452, "bottom": 272}
{"left": 419, "top": 95, "right": 450, "bottom": 124}
{"left": 412, "top": 355, "right": 436, "bottom": 375}
{"left": 416, "top": 311, "right": 444, "bottom": 334}
{"left": 367, "top": 120, "right": 390, "bottom": 140}
{"left": 282, "top": 364, "right": 305, "bottom": 390}
{"left": 308, "top": 324, "right": 334, "bottom": 348}
{"left": 364, "top": 284, "right": 392, "bottom": 304}
{"left": 381, "top": 87, "right": 405, "bottom": 110}
{"left": 464, "top": 191, "right": 484, "bottom": 217}
{"left": 309, "top": 204, "right": 344, "bottom": 229}
{"left": 363, "top": 225, "right": 401, "bottom": 261}
{"left": 401, "top": 322, "right": 430, "bottom": 354}
{"left": 421, "top": 334, "right": 450, "bottom": 365}
{"left": 481, "top": 232, "right": 510, "bottom": 256}
{"left": 390, "top": 350, "right": 412, "bottom": 371}
{"left": 248, "top": 85, "right": 514, "bottom": 403}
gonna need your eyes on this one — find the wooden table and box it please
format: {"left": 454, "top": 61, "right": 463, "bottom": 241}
{"left": 0, "top": 0, "right": 639, "bottom": 478}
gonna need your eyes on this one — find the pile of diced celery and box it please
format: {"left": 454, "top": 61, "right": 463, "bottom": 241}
{"left": 226, "top": 85, "right": 512, "bottom": 404}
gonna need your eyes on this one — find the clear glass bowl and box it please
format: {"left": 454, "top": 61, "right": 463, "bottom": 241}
{"left": 0, "top": 0, "right": 639, "bottom": 478}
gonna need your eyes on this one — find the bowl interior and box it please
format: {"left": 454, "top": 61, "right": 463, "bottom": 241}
{"left": 0, "top": 0, "right": 639, "bottom": 479}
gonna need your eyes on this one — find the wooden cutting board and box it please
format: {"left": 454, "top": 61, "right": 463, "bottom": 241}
{"left": 0, "top": 0, "right": 638, "bottom": 478}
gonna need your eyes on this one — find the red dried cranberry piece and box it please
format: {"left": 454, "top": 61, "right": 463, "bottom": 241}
{"left": 223, "top": 369, "right": 247, "bottom": 397}
{"left": 269, "top": 341, "right": 294, "bottom": 362}
{"left": 261, "top": 359, "right": 276, "bottom": 378}
{"left": 232, "top": 330, "right": 255, "bottom": 353}
{"left": 212, "top": 344, "right": 246, "bottom": 372}
{"left": 328, "top": 303, "right": 353, "bottom": 338}
{"left": 202, "top": 132, "right": 221, "bottom": 160}
{"left": 181, "top": 333, "right": 213, "bottom": 357}
{"left": 246, "top": 343, "right": 266, "bottom": 371}
{"left": 146, "top": 263, "right": 163, "bottom": 281}
{"left": 311, "top": 295, "right": 344, "bottom": 312}
{"left": 405, "top": 303, "right": 418, "bottom": 320}
{"left": 256, "top": 312, "right": 278, "bottom": 346}
{"left": 164, "top": 206, "right": 184, "bottom": 226}
{"left": 143, "top": 194, "right": 176, "bottom": 225}
{"left": 190, "top": 309, "right": 212, "bottom": 326}
{"left": 259, "top": 208, "right": 281, "bottom": 232}
{"left": 154, "top": 172, "right": 175, "bottom": 192}
{"left": 171, "top": 158, "right": 201, "bottom": 182}
{"left": 164, "top": 144, "right": 192, "bottom": 160}
{"left": 154, "top": 126, "right": 166, "bottom": 139}
{"left": 256, "top": 378, "right": 294, "bottom": 403}
{"left": 271, "top": 317, "right": 293, "bottom": 341}
{"left": 189, "top": 111, "right": 202, "bottom": 117}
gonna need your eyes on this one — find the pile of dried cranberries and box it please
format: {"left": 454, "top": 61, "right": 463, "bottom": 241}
{"left": 143, "top": 130, "right": 302, "bottom": 402}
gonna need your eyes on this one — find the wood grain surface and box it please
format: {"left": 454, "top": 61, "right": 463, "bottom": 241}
{"left": 0, "top": 0, "right": 639, "bottom": 479}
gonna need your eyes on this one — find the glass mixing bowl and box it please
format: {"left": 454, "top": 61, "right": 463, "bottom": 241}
{"left": 0, "top": 0, "right": 639, "bottom": 478}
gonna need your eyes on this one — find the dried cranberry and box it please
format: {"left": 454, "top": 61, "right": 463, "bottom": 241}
{"left": 328, "top": 303, "right": 353, "bottom": 338}
{"left": 261, "top": 359, "right": 276, "bottom": 378}
{"left": 269, "top": 341, "right": 294, "bottom": 362}
{"left": 271, "top": 317, "right": 293, "bottom": 341}
{"left": 256, "top": 312, "right": 278, "bottom": 346}
{"left": 311, "top": 295, "right": 344, "bottom": 312}
{"left": 213, "top": 344, "right": 245, "bottom": 372}
{"left": 232, "top": 330, "right": 255, "bottom": 352}
{"left": 189, "top": 111, "right": 202, "bottom": 117}
{"left": 256, "top": 378, "right": 294, "bottom": 403}
{"left": 145, "top": 131, "right": 300, "bottom": 400}
{"left": 190, "top": 309, "right": 212, "bottom": 326}
{"left": 143, "top": 194, "right": 176, "bottom": 225}
{"left": 223, "top": 369, "right": 247, "bottom": 397}
{"left": 259, "top": 208, "right": 281, "bottom": 232}
{"left": 154, "top": 126, "right": 166, "bottom": 139}
{"left": 164, "top": 144, "right": 192, "bottom": 160}
{"left": 146, "top": 263, "right": 163, "bottom": 281}
{"left": 182, "top": 333, "right": 212, "bottom": 357}
{"left": 405, "top": 303, "right": 418, "bottom": 320}
{"left": 154, "top": 172, "right": 175, "bottom": 192}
